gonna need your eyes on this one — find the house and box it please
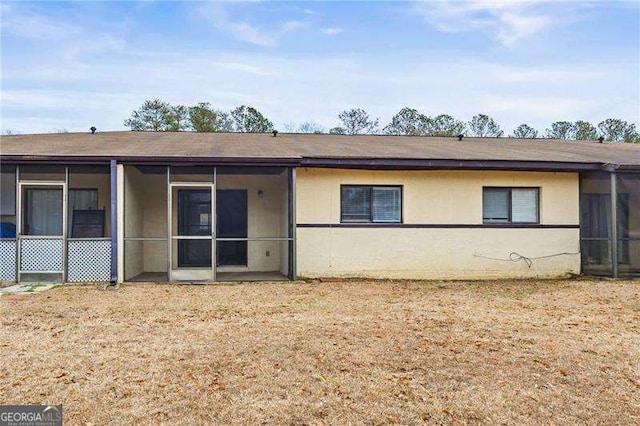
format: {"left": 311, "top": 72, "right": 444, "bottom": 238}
{"left": 0, "top": 131, "right": 639, "bottom": 283}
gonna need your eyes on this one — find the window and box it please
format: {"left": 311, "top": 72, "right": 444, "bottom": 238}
{"left": 68, "top": 189, "right": 99, "bottom": 237}
{"left": 341, "top": 186, "right": 402, "bottom": 223}
{"left": 483, "top": 187, "right": 539, "bottom": 224}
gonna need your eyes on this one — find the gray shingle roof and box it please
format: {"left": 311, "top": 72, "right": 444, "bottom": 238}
{"left": 2, "top": 131, "right": 639, "bottom": 168}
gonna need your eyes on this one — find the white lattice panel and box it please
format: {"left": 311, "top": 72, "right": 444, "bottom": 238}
{"left": 68, "top": 240, "right": 111, "bottom": 282}
{"left": 20, "top": 238, "right": 63, "bottom": 272}
{"left": 0, "top": 240, "right": 17, "bottom": 281}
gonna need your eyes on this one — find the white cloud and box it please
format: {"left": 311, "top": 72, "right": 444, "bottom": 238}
{"left": 196, "top": 4, "right": 308, "bottom": 47}
{"left": 0, "top": 3, "right": 81, "bottom": 40}
{"left": 1, "top": 3, "right": 126, "bottom": 60}
{"left": 321, "top": 27, "right": 343, "bottom": 36}
{"left": 415, "top": 0, "right": 555, "bottom": 46}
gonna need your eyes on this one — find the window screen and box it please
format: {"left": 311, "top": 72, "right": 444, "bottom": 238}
{"left": 483, "top": 187, "right": 539, "bottom": 224}
{"left": 373, "top": 187, "right": 401, "bottom": 222}
{"left": 341, "top": 186, "right": 401, "bottom": 223}
{"left": 511, "top": 189, "right": 538, "bottom": 223}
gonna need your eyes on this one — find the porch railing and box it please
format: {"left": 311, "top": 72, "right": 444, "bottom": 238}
{"left": 0, "top": 239, "right": 17, "bottom": 281}
{"left": 67, "top": 238, "right": 112, "bottom": 282}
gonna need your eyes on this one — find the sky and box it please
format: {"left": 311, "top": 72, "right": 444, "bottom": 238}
{"left": 1, "top": 0, "right": 639, "bottom": 135}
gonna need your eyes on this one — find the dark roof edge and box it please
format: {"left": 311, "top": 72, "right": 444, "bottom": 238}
{"left": 1, "top": 155, "right": 637, "bottom": 172}
{"left": 299, "top": 157, "right": 618, "bottom": 172}
{"left": 0, "top": 155, "right": 301, "bottom": 167}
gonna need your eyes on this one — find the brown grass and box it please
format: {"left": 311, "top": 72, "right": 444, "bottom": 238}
{"left": 1, "top": 279, "right": 639, "bottom": 425}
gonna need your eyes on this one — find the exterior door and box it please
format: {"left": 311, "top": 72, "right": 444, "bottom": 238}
{"left": 18, "top": 184, "right": 66, "bottom": 282}
{"left": 216, "top": 190, "right": 248, "bottom": 266}
{"left": 178, "top": 189, "right": 212, "bottom": 267}
{"left": 169, "top": 183, "right": 215, "bottom": 282}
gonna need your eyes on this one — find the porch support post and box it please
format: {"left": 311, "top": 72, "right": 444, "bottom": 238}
{"left": 610, "top": 171, "right": 618, "bottom": 278}
{"left": 15, "top": 165, "right": 20, "bottom": 283}
{"left": 110, "top": 160, "right": 118, "bottom": 283}
{"left": 116, "top": 164, "right": 125, "bottom": 283}
{"left": 63, "top": 166, "right": 68, "bottom": 283}
{"left": 167, "top": 166, "right": 172, "bottom": 283}
{"left": 288, "top": 167, "right": 297, "bottom": 280}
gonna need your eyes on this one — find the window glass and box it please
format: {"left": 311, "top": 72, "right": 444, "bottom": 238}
{"left": 483, "top": 187, "right": 540, "bottom": 224}
{"left": 372, "top": 187, "right": 401, "bottom": 222}
{"left": 23, "top": 188, "right": 63, "bottom": 235}
{"left": 483, "top": 188, "right": 510, "bottom": 222}
{"left": 341, "top": 187, "right": 371, "bottom": 222}
{"left": 512, "top": 189, "right": 538, "bottom": 223}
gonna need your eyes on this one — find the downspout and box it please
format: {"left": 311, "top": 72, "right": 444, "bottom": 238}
{"left": 110, "top": 160, "right": 118, "bottom": 283}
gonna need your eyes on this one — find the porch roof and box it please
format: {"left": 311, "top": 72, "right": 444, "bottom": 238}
{"left": 1, "top": 131, "right": 639, "bottom": 171}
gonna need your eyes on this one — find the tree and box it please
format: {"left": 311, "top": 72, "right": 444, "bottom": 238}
{"left": 189, "top": 103, "right": 233, "bottom": 132}
{"left": 337, "top": 108, "right": 379, "bottom": 135}
{"left": 297, "top": 122, "right": 325, "bottom": 133}
{"left": 230, "top": 105, "right": 274, "bottom": 133}
{"left": 511, "top": 124, "right": 538, "bottom": 138}
{"left": 425, "top": 114, "right": 466, "bottom": 137}
{"left": 124, "top": 99, "right": 178, "bottom": 131}
{"left": 573, "top": 120, "right": 597, "bottom": 140}
{"left": 597, "top": 118, "right": 638, "bottom": 143}
{"left": 1, "top": 129, "right": 19, "bottom": 135}
{"left": 384, "top": 107, "right": 428, "bottom": 136}
{"left": 167, "top": 105, "right": 190, "bottom": 132}
{"left": 467, "top": 114, "right": 504, "bottom": 137}
{"left": 329, "top": 127, "right": 346, "bottom": 135}
{"left": 545, "top": 121, "right": 574, "bottom": 139}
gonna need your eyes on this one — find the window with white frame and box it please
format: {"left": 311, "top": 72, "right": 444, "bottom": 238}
{"left": 341, "top": 186, "right": 402, "bottom": 223}
{"left": 483, "top": 187, "right": 539, "bottom": 224}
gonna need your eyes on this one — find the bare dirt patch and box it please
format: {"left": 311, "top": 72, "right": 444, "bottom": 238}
{"left": 1, "top": 279, "right": 639, "bottom": 424}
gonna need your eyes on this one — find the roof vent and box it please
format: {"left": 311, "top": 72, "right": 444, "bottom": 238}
{"left": 90, "top": 126, "right": 97, "bottom": 134}
{"left": 272, "top": 130, "right": 278, "bottom": 137}
{"left": 457, "top": 134, "right": 464, "bottom": 141}
{"left": 598, "top": 136, "right": 604, "bottom": 143}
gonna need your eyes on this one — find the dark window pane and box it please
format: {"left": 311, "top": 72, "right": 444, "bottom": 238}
{"left": 24, "top": 188, "right": 63, "bottom": 235}
{"left": 341, "top": 187, "right": 371, "bottom": 222}
{"left": 483, "top": 188, "right": 509, "bottom": 222}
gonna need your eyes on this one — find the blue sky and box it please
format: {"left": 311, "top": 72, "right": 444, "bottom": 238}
{"left": 1, "top": 0, "right": 639, "bottom": 134}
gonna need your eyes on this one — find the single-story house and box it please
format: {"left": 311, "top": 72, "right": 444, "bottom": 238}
{"left": 0, "top": 131, "right": 639, "bottom": 283}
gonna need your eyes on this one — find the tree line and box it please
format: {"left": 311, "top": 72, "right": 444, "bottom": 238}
{"left": 123, "top": 99, "right": 639, "bottom": 143}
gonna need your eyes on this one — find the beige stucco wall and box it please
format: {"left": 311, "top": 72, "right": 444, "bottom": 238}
{"left": 123, "top": 166, "right": 143, "bottom": 279}
{"left": 124, "top": 167, "right": 168, "bottom": 277}
{"left": 296, "top": 168, "right": 581, "bottom": 279}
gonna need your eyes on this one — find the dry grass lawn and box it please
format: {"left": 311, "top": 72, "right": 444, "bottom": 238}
{"left": 1, "top": 279, "right": 639, "bottom": 425}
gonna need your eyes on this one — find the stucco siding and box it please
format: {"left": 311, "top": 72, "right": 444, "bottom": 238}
{"left": 296, "top": 168, "right": 580, "bottom": 279}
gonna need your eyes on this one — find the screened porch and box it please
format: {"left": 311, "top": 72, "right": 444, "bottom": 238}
{"left": 122, "top": 165, "right": 295, "bottom": 283}
{"left": 0, "top": 164, "right": 113, "bottom": 283}
{"left": 580, "top": 171, "right": 640, "bottom": 277}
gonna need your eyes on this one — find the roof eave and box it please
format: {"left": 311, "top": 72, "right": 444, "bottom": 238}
{"left": 0, "top": 155, "right": 302, "bottom": 167}
{"left": 300, "top": 157, "right": 614, "bottom": 172}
